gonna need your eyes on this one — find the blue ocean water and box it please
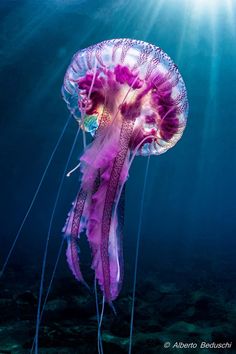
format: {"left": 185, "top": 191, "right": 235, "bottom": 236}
{"left": 0, "top": 0, "right": 236, "bottom": 353}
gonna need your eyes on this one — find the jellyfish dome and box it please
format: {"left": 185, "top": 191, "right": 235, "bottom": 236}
{"left": 62, "top": 39, "right": 188, "bottom": 303}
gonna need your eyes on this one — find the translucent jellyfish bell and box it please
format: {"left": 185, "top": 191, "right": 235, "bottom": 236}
{"left": 62, "top": 38, "right": 188, "bottom": 156}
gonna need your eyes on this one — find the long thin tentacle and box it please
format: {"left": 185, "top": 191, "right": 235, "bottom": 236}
{"left": 0, "top": 115, "right": 71, "bottom": 278}
{"left": 128, "top": 153, "right": 151, "bottom": 354}
{"left": 66, "top": 162, "right": 81, "bottom": 177}
{"left": 34, "top": 126, "right": 80, "bottom": 354}
{"left": 99, "top": 295, "right": 105, "bottom": 334}
{"left": 94, "top": 276, "right": 104, "bottom": 354}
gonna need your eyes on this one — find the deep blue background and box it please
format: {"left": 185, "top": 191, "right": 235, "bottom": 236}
{"left": 0, "top": 0, "right": 236, "bottom": 293}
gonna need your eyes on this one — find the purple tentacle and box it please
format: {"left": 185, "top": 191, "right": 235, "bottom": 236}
{"left": 116, "top": 184, "right": 126, "bottom": 295}
{"left": 63, "top": 189, "right": 87, "bottom": 285}
{"left": 66, "top": 238, "right": 84, "bottom": 283}
{"left": 101, "top": 119, "right": 134, "bottom": 302}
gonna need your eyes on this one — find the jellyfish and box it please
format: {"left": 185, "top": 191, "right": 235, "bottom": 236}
{"left": 61, "top": 38, "right": 188, "bottom": 305}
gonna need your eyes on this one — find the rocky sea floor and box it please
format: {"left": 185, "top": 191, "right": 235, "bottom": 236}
{"left": 0, "top": 264, "right": 236, "bottom": 354}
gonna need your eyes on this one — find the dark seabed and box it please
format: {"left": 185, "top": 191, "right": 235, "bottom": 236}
{"left": 0, "top": 0, "right": 236, "bottom": 353}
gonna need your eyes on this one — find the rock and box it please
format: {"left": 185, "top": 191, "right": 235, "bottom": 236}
{"left": 166, "top": 320, "right": 202, "bottom": 335}
{"left": 189, "top": 291, "right": 227, "bottom": 323}
{"left": 43, "top": 298, "right": 69, "bottom": 321}
{"left": 102, "top": 333, "right": 128, "bottom": 354}
{"left": 211, "top": 324, "right": 235, "bottom": 344}
{"left": 0, "top": 320, "right": 31, "bottom": 354}
{"left": 102, "top": 330, "right": 165, "bottom": 353}
{"left": 110, "top": 317, "right": 130, "bottom": 337}
{"left": 158, "top": 293, "right": 186, "bottom": 321}
{"left": 16, "top": 290, "right": 36, "bottom": 305}
{"left": 159, "top": 283, "right": 178, "bottom": 295}
{"left": 15, "top": 291, "right": 36, "bottom": 320}
{"left": 0, "top": 298, "right": 17, "bottom": 322}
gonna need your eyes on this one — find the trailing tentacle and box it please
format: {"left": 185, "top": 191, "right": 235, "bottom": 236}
{"left": 63, "top": 189, "right": 87, "bottom": 285}
{"left": 101, "top": 118, "right": 135, "bottom": 302}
